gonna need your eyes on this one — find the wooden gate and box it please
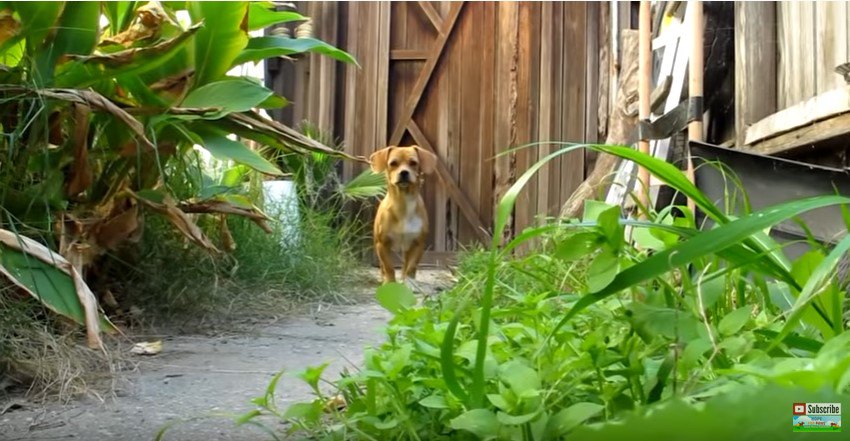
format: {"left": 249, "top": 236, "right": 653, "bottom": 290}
{"left": 271, "top": 2, "right": 604, "bottom": 263}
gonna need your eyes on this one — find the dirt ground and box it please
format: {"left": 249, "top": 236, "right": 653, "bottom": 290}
{"left": 0, "top": 270, "right": 454, "bottom": 441}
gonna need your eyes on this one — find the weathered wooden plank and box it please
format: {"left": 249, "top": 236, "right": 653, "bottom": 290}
{"left": 815, "top": 1, "right": 848, "bottom": 94}
{"left": 342, "top": 1, "right": 361, "bottom": 181}
{"left": 734, "top": 2, "right": 777, "bottom": 147}
{"left": 777, "top": 1, "right": 816, "bottom": 109}
{"left": 416, "top": 0, "right": 443, "bottom": 32}
{"left": 408, "top": 120, "right": 491, "bottom": 243}
{"left": 536, "top": 1, "right": 553, "bottom": 218}
{"left": 361, "top": 2, "right": 378, "bottom": 157}
{"left": 388, "top": 2, "right": 464, "bottom": 145}
{"left": 749, "top": 112, "right": 850, "bottom": 156}
{"left": 561, "top": 2, "right": 587, "bottom": 211}
{"left": 590, "top": 1, "right": 610, "bottom": 172}
{"left": 433, "top": 1, "right": 450, "bottom": 251}
{"left": 549, "top": 2, "right": 565, "bottom": 215}
{"left": 445, "top": 1, "right": 461, "bottom": 250}
{"left": 514, "top": 1, "right": 540, "bottom": 235}
{"left": 744, "top": 85, "right": 850, "bottom": 146}
{"left": 478, "top": 2, "right": 496, "bottom": 228}
{"left": 492, "top": 1, "right": 519, "bottom": 245}
{"left": 375, "top": 2, "right": 391, "bottom": 146}
{"left": 457, "top": 2, "right": 482, "bottom": 243}
{"left": 390, "top": 49, "right": 430, "bottom": 60}
{"left": 585, "top": 1, "right": 600, "bottom": 146}
{"left": 317, "top": 3, "right": 339, "bottom": 131}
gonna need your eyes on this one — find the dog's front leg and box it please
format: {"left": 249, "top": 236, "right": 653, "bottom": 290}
{"left": 375, "top": 241, "right": 396, "bottom": 284}
{"left": 402, "top": 241, "right": 424, "bottom": 284}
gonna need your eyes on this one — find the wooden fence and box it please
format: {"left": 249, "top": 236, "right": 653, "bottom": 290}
{"left": 268, "top": 1, "right": 607, "bottom": 258}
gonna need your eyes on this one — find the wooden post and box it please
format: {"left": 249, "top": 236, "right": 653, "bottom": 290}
{"left": 686, "top": 1, "right": 703, "bottom": 213}
{"left": 734, "top": 2, "right": 776, "bottom": 147}
{"left": 637, "top": 1, "right": 651, "bottom": 214}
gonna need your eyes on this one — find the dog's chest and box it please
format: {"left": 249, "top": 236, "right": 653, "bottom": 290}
{"left": 389, "top": 201, "right": 423, "bottom": 252}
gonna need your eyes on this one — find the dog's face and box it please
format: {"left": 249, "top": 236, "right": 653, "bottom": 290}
{"left": 369, "top": 145, "right": 436, "bottom": 188}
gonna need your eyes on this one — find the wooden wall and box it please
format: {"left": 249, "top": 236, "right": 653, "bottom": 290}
{"left": 270, "top": 2, "right": 605, "bottom": 254}
{"left": 777, "top": 1, "right": 850, "bottom": 110}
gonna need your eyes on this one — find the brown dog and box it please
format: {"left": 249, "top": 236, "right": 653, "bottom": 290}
{"left": 370, "top": 145, "right": 437, "bottom": 285}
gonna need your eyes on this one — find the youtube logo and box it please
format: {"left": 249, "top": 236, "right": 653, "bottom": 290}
{"left": 794, "top": 403, "right": 806, "bottom": 415}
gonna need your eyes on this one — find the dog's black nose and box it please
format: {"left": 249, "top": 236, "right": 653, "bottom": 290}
{"left": 399, "top": 170, "right": 410, "bottom": 181}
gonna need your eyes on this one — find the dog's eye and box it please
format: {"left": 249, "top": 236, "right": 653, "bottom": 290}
{"left": 389, "top": 160, "right": 399, "bottom": 167}
{"left": 409, "top": 160, "right": 418, "bottom": 167}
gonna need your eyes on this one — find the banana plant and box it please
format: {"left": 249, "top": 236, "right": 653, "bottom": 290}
{"left": 0, "top": 1, "right": 359, "bottom": 347}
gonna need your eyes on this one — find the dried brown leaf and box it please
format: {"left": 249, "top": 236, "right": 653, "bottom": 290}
{"left": 101, "top": 2, "right": 167, "bottom": 47}
{"left": 219, "top": 215, "right": 236, "bottom": 252}
{"left": 0, "top": 10, "right": 19, "bottom": 46}
{"left": 0, "top": 86, "right": 158, "bottom": 152}
{"left": 66, "top": 104, "right": 93, "bottom": 196}
{"left": 179, "top": 199, "right": 272, "bottom": 234}
{"left": 91, "top": 204, "right": 140, "bottom": 250}
{"left": 129, "top": 191, "right": 220, "bottom": 253}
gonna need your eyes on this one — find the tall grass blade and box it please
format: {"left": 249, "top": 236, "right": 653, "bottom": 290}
{"left": 546, "top": 195, "right": 850, "bottom": 345}
{"left": 769, "top": 232, "right": 850, "bottom": 350}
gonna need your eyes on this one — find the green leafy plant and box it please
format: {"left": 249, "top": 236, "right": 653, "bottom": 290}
{"left": 232, "top": 143, "right": 850, "bottom": 440}
{"left": 0, "top": 1, "right": 359, "bottom": 345}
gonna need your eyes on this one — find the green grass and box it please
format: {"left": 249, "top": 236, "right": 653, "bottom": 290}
{"left": 215, "top": 143, "right": 850, "bottom": 441}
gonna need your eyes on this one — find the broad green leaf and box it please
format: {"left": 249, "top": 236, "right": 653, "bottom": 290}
{"left": 418, "top": 394, "right": 449, "bottom": 409}
{"left": 248, "top": 2, "right": 306, "bottom": 30}
{"left": 283, "top": 401, "right": 322, "bottom": 423}
{"left": 193, "top": 125, "right": 283, "bottom": 176}
{"left": 497, "top": 410, "right": 540, "bottom": 426}
{"left": 51, "top": 2, "right": 100, "bottom": 57}
{"left": 587, "top": 250, "right": 618, "bottom": 292}
{"left": 221, "top": 165, "right": 251, "bottom": 187}
{"left": 35, "top": 1, "right": 100, "bottom": 82}
{"left": 296, "top": 363, "right": 328, "bottom": 392}
{"left": 718, "top": 305, "right": 753, "bottom": 336}
{"left": 104, "top": 1, "right": 137, "bottom": 32}
{"left": 546, "top": 402, "right": 603, "bottom": 438}
{"left": 630, "top": 303, "right": 701, "bottom": 342}
{"left": 487, "top": 394, "right": 511, "bottom": 411}
{"left": 233, "top": 36, "right": 358, "bottom": 66}
{"left": 499, "top": 360, "right": 540, "bottom": 395}
{"left": 555, "top": 232, "right": 599, "bottom": 261}
{"left": 375, "top": 282, "right": 416, "bottom": 314}
{"left": 190, "top": 1, "right": 249, "bottom": 87}
{"left": 9, "top": 2, "right": 62, "bottom": 52}
{"left": 182, "top": 78, "right": 274, "bottom": 118}
{"left": 258, "top": 94, "right": 289, "bottom": 109}
{"left": 633, "top": 226, "right": 666, "bottom": 251}
{"left": 597, "top": 205, "right": 623, "bottom": 250}
{"left": 582, "top": 200, "right": 613, "bottom": 223}
{"left": 0, "top": 243, "right": 85, "bottom": 325}
{"left": 695, "top": 276, "right": 724, "bottom": 309}
{"left": 680, "top": 338, "right": 713, "bottom": 369}
{"left": 233, "top": 409, "right": 261, "bottom": 426}
{"left": 450, "top": 409, "right": 500, "bottom": 440}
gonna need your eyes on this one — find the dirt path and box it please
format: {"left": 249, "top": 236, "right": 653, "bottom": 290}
{"left": 1, "top": 271, "right": 452, "bottom": 441}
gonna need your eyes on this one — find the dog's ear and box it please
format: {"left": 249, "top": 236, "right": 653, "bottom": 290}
{"left": 415, "top": 146, "right": 437, "bottom": 175}
{"left": 369, "top": 147, "right": 393, "bottom": 173}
